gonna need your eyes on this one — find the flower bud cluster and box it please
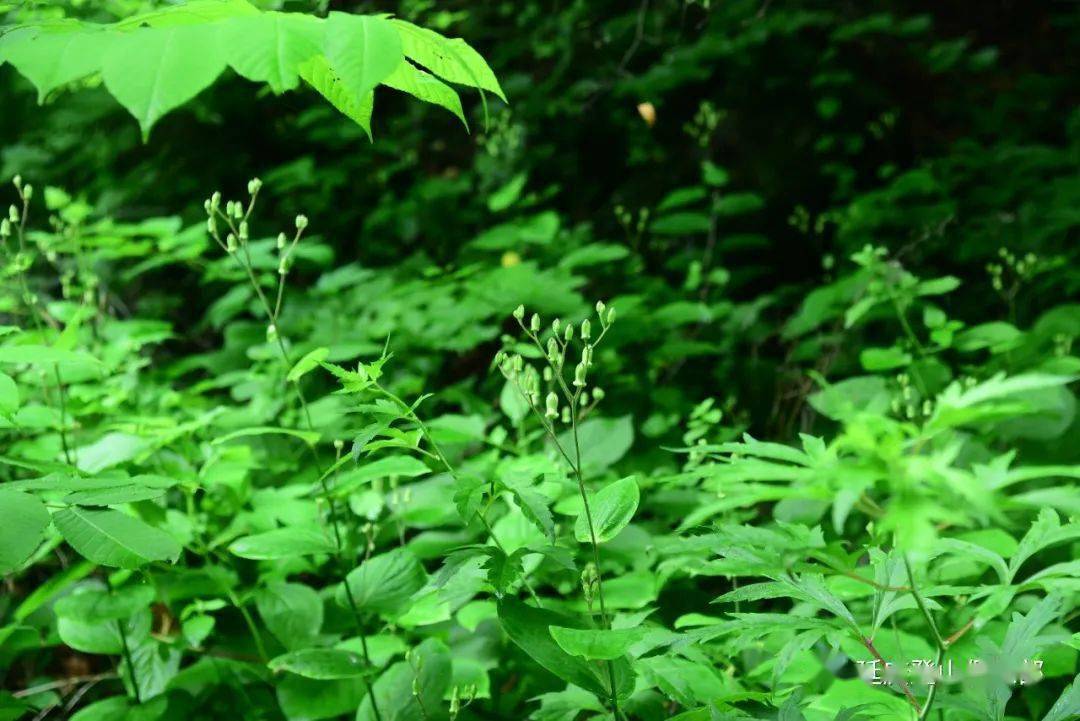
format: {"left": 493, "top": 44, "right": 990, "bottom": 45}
{"left": 494, "top": 300, "right": 615, "bottom": 428}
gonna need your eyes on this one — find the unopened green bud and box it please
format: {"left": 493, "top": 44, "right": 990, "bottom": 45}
{"left": 8, "top": 205, "right": 18, "bottom": 223}
{"left": 22, "top": 185, "right": 32, "bottom": 201}
{"left": 12, "top": 175, "right": 21, "bottom": 190}
{"left": 247, "top": 178, "right": 262, "bottom": 195}
{"left": 238, "top": 221, "right": 249, "bottom": 241}
{"left": 278, "top": 258, "right": 289, "bottom": 275}
{"left": 266, "top": 324, "right": 278, "bottom": 342}
{"left": 211, "top": 191, "right": 221, "bottom": 210}
{"left": 0, "top": 219, "right": 9, "bottom": 237}
{"left": 606, "top": 307, "right": 616, "bottom": 325}
{"left": 513, "top": 304, "right": 525, "bottom": 321}
{"left": 545, "top": 392, "right": 558, "bottom": 418}
{"left": 573, "top": 362, "right": 586, "bottom": 387}
{"left": 552, "top": 318, "right": 561, "bottom": 334}
{"left": 295, "top": 214, "right": 308, "bottom": 231}
{"left": 207, "top": 217, "right": 217, "bottom": 234}
{"left": 542, "top": 366, "right": 553, "bottom": 382}
{"left": 530, "top": 313, "right": 541, "bottom": 332}
{"left": 561, "top": 406, "right": 571, "bottom": 423}
{"left": 593, "top": 387, "right": 605, "bottom": 401}
{"left": 581, "top": 319, "right": 591, "bottom": 340}
{"left": 277, "top": 232, "right": 287, "bottom": 250}
{"left": 546, "top": 337, "right": 559, "bottom": 362}
{"left": 595, "top": 300, "right": 606, "bottom": 315}
{"left": 580, "top": 391, "right": 590, "bottom": 405}
{"left": 226, "top": 233, "right": 238, "bottom": 252}
{"left": 563, "top": 323, "right": 573, "bottom": 341}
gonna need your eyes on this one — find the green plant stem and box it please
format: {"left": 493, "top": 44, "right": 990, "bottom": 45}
{"left": 372, "top": 382, "right": 544, "bottom": 607}
{"left": 509, "top": 323, "right": 621, "bottom": 718}
{"left": 903, "top": 553, "right": 948, "bottom": 720}
{"left": 210, "top": 209, "right": 384, "bottom": 721}
{"left": 105, "top": 575, "right": 141, "bottom": 704}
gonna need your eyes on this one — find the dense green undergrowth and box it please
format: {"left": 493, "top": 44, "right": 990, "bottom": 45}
{"left": 1, "top": 1, "right": 1078, "bottom": 720}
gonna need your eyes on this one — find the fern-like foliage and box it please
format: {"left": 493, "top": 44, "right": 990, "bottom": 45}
{"left": 0, "top": 0, "right": 504, "bottom": 139}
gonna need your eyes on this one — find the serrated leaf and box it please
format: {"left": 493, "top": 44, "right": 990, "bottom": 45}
{"left": 391, "top": 19, "right": 505, "bottom": 101}
{"left": 381, "top": 59, "right": 465, "bottom": 126}
{"left": 574, "top": 476, "right": 639, "bottom": 544}
{"left": 102, "top": 24, "right": 227, "bottom": 137}
{"left": 53, "top": 507, "right": 181, "bottom": 568}
{"left": 323, "top": 13, "right": 401, "bottom": 101}
{"left": 0, "top": 489, "right": 51, "bottom": 573}
{"left": 228, "top": 526, "right": 336, "bottom": 560}
{"left": 298, "top": 55, "right": 374, "bottom": 138}
{"left": 269, "top": 647, "right": 367, "bottom": 679}
{"left": 509, "top": 484, "right": 555, "bottom": 542}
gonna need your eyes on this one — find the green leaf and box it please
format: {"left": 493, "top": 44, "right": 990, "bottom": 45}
{"left": 0, "top": 345, "right": 100, "bottom": 365}
{"left": 298, "top": 55, "right": 374, "bottom": 138}
{"left": 0, "top": 489, "right": 51, "bottom": 573}
{"left": 1009, "top": 509, "right": 1080, "bottom": 582}
{"left": 54, "top": 585, "right": 155, "bottom": 623}
{"left": 574, "top": 476, "right": 640, "bottom": 544}
{"left": 213, "top": 425, "right": 321, "bottom": 446}
{"left": 229, "top": 526, "right": 336, "bottom": 560}
{"left": 381, "top": 60, "right": 465, "bottom": 126}
{"left": 356, "top": 638, "right": 450, "bottom": 721}
{"left": 497, "top": 597, "right": 633, "bottom": 700}
{"left": 53, "top": 507, "right": 181, "bottom": 568}
{"left": 0, "top": 371, "right": 17, "bottom": 416}
{"left": 859, "top": 346, "right": 912, "bottom": 371}
{"left": 64, "top": 485, "right": 168, "bottom": 506}
{"left": 549, "top": 626, "right": 647, "bottom": 660}
{"left": 557, "top": 415, "right": 634, "bottom": 472}
{"left": 287, "top": 346, "right": 330, "bottom": 383}
{"left": 257, "top": 581, "right": 324, "bottom": 651}
{"left": 391, "top": 19, "right": 505, "bottom": 101}
{"left": 221, "top": 12, "right": 322, "bottom": 93}
{"left": 1043, "top": 674, "right": 1080, "bottom": 721}
{"left": 323, "top": 13, "right": 402, "bottom": 101}
{"left": 338, "top": 548, "right": 427, "bottom": 616}
{"left": 269, "top": 647, "right": 367, "bottom": 679}
{"left": 0, "top": 23, "right": 109, "bottom": 102}
{"left": 102, "top": 24, "right": 228, "bottom": 137}
{"left": 509, "top": 484, "right": 555, "bottom": 542}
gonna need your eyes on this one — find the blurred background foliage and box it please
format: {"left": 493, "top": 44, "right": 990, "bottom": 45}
{"left": 2, "top": 0, "right": 1077, "bottom": 461}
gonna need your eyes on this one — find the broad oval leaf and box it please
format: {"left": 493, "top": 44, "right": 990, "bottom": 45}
{"left": 574, "top": 476, "right": 640, "bottom": 544}
{"left": 496, "top": 598, "right": 635, "bottom": 701}
{"left": 229, "top": 526, "right": 336, "bottom": 560}
{"left": 549, "top": 625, "right": 648, "bottom": 660}
{"left": 256, "top": 581, "right": 324, "bottom": 651}
{"left": 337, "top": 548, "right": 426, "bottom": 617}
{"left": 53, "top": 506, "right": 181, "bottom": 569}
{"left": 269, "top": 647, "right": 367, "bottom": 680}
{"left": 102, "top": 24, "right": 228, "bottom": 137}
{"left": 54, "top": 585, "right": 155, "bottom": 623}
{"left": 323, "top": 13, "right": 402, "bottom": 101}
{"left": 221, "top": 12, "right": 322, "bottom": 94}
{"left": 0, "top": 489, "right": 51, "bottom": 573}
